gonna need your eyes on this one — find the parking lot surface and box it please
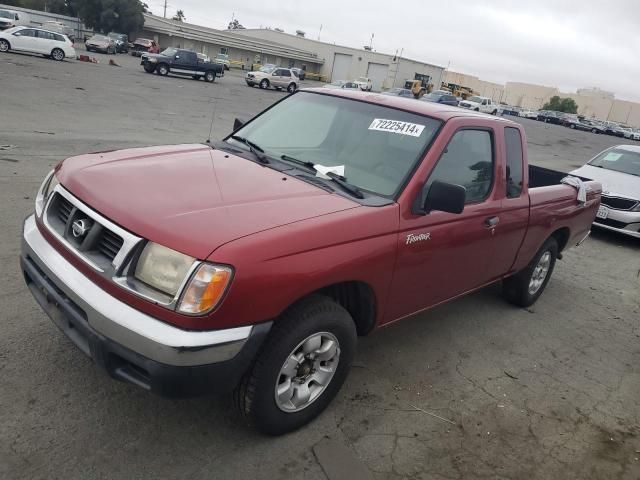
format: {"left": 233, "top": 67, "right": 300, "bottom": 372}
{"left": 1, "top": 50, "right": 639, "bottom": 480}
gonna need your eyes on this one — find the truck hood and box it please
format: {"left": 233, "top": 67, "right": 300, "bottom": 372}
{"left": 55, "top": 144, "right": 360, "bottom": 259}
{"left": 570, "top": 164, "right": 640, "bottom": 200}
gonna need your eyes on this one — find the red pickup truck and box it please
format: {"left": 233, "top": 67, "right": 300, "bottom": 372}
{"left": 21, "top": 89, "right": 601, "bottom": 434}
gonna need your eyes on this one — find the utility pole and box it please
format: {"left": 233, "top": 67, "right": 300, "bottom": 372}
{"left": 369, "top": 33, "right": 374, "bottom": 50}
{"left": 163, "top": 0, "right": 167, "bottom": 18}
{"left": 318, "top": 24, "right": 322, "bottom": 41}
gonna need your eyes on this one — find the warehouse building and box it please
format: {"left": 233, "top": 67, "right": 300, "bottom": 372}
{"left": 140, "top": 15, "right": 445, "bottom": 92}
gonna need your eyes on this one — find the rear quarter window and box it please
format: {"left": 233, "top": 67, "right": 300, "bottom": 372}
{"left": 504, "top": 127, "right": 524, "bottom": 198}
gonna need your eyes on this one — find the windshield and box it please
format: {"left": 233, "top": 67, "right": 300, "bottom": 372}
{"left": 357, "top": 77, "right": 368, "bottom": 82}
{"left": 134, "top": 38, "right": 151, "bottom": 45}
{"left": 160, "top": 47, "right": 177, "bottom": 56}
{"left": 422, "top": 93, "right": 442, "bottom": 101}
{"left": 228, "top": 92, "right": 442, "bottom": 197}
{"left": 259, "top": 66, "right": 276, "bottom": 73}
{"left": 589, "top": 149, "right": 640, "bottom": 177}
{"left": 0, "top": 10, "right": 14, "bottom": 19}
{"left": 91, "top": 35, "right": 109, "bottom": 42}
{"left": 467, "top": 96, "right": 484, "bottom": 103}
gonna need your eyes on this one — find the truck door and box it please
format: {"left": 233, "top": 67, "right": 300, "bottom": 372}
{"left": 486, "top": 126, "right": 529, "bottom": 279}
{"left": 385, "top": 125, "right": 503, "bottom": 322}
{"left": 173, "top": 50, "right": 196, "bottom": 74}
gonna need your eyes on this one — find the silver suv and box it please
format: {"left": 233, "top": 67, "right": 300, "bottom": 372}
{"left": 246, "top": 66, "right": 299, "bottom": 93}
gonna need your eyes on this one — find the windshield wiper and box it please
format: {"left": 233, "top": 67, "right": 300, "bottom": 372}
{"left": 322, "top": 171, "right": 364, "bottom": 199}
{"left": 229, "top": 135, "right": 269, "bottom": 164}
{"left": 280, "top": 154, "right": 315, "bottom": 170}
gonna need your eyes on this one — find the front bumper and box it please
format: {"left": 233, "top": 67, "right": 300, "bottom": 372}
{"left": 593, "top": 208, "right": 640, "bottom": 239}
{"left": 21, "top": 214, "right": 271, "bottom": 397}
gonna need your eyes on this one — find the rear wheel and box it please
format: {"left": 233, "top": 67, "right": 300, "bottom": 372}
{"left": 157, "top": 63, "right": 169, "bottom": 76}
{"left": 570, "top": 124, "right": 575, "bottom": 129}
{"left": 502, "top": 237, "right": 558, "bottom": 307}
{"left": 234, "top": 295, "right": 356, "bottom": 435}
{"left": 51, "top": 48, "right": 65, "bottom": 61}
{"left": 192, "top": 75, "right": 201, "bottom": 80}
{"left": 204, "top": 71, "right": 215, "bottom": 83}
{"left": 259, "top": 79, "right": 269, "bottom": 89}
{"left": 0, "top": 39, "right": 10, "bottom": 52}
{"left": 287, "top": 82, "right": 297, "bottom": 93}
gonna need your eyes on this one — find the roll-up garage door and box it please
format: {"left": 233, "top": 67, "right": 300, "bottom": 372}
{"left": 367, "top": 63, "right": 389, "bottom": 92}
{"left": 331, "top": 53, "right": 352, "bottom": 82}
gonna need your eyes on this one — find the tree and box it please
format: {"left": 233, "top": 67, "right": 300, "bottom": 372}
{"left": 542, "top": 95, "right": 578, "bottom": 113}
{"left": 227, "top": 19, "right": 245, "bottom": 30}
{"left": 172, "top": 9, "right": 185, "bottom": 21}
{"left": 70, "top": 0, "right": 146, "bottom": 34}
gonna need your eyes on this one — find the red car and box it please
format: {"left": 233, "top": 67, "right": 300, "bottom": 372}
{"left": 131, "top": 37, "right": 158, "bottom": 56}
{"left": 21, "top": 90, "right": 601, "bottom": 434}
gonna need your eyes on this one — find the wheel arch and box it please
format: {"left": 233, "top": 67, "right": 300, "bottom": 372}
{"left": 279, "top": 281, "right": 377, "bottom": 336}
{"left": 549, "top": 227, "right": 570, "bottom": 253}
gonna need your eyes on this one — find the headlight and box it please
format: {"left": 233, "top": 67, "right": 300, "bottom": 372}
{"left": 148, "top": 57, "right": 157, "bottom": 62}
{"left": 35, "top": 170, "right": 59, "bottom": 216}
{"left": 134, "top": 242, "right": 195, "bottom": 296}
{"left": 177, "top": 263, "right": 232, "bottom": 314}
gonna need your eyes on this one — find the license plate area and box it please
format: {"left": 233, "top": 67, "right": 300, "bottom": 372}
{"left": 596, "top": 206, "right": 609, "bottom": 219}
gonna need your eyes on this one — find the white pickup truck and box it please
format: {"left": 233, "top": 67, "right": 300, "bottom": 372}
{"left": 459, "top": 96, "right": 498, "bottom": 115}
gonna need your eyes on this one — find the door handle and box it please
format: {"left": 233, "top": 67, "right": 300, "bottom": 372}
{"left": 484, "top": 216, "right": 500, "bottom": 228}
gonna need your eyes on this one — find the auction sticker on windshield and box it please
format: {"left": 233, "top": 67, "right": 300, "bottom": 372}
{"left": 369, "top": 119, "right": 425, "bottom": 137}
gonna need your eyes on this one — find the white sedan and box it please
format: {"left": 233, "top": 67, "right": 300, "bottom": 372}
{"left": 353, "top": 77, "right": 373, "bottom": 91}
{"left": 0, "top": 26, "right": 75, "bottom": 61}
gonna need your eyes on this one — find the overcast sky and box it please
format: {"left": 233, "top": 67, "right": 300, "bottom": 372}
{"left": 147, "top": 0, "right": 640, "bottom": 102}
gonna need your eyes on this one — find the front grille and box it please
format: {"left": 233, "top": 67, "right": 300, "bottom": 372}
{"left": 600, "top": 195, "right": 638, "bottom": 211}
{"left": 45, "top": 190, "right": 131, "bottom": 271}
{"left": 594, "top": 217, "right": 629, "bottom": 229}
{"left": 57, "top": 196, "right": 73, "bottom": 224}
{"left": 97, "top": 229, "right": 124, "bottom": 261}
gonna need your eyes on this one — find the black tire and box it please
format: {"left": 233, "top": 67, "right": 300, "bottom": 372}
{"left": 144, "top": 65, "right": 155, "bottom": 73}
{"left": 491, "top": 109, "right": 497, "bottom": 115}
{"left": 259, "top": 79, "right": 269, "bottom": 89}
{"left": 51, "top": 48, "right": 65, "bottom": 61}
{"left": 570, "top": 124, "right": 575, "bottom": 129}
{"left": 157, "top": 63, "right": 169, "bottom": 76}
{"left": 0, "top": 39, "right": 10, "bottom": 52}
{"left": 192, "top": 75, "right": 201, "bottom": 80}
{"left": 204, "top": 71, "right": 215, "bottom": 83}
{"left": 591, "top": 128, "right": 597, "bottom": 134}
{"left": 287, "top": 83, "right": 297, "bottom": 93}
{"left": 502, "top": 237, "right": 558, "bottom": 308}
{"left": 234, "top": 295, "right": 357, "bottom": 435}
{"left": 225, "top": 64, "right": 229, "bottom": 71}
{"left": 474, "top": 107, "right": 480, "bottom": 111}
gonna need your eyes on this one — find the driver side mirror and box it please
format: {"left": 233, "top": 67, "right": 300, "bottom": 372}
{"left": 421, "top": 181, "right": 466, "bottom": 214}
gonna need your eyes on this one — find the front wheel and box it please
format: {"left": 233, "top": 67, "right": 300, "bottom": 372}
{"left": 0, "top": 39, "right": 10, "bottom": 52}
{"left": 144, "top": 65, "right": 155, "bottom": 73}
{"left": 591, "top": 128, "right": 597, "bottom": 134}
{"left": 502, "top": 237, "right": 558, "bottom": 307}
{"left": 157, "top": 64, "right": 169, "bottom": 76}
{"left": 51, "top": 48, "right": 65, "bottom": 61}
{"left": 474, "top": 107, "right": 479, "bottom": 111}
{"left": 234, "top": 295, "right": 357, "bottom": 435}
{"left": 259, "top": 79, "right": 269, "bottom": 89}
{"left": 204, "top": 71, "right": 215, "bottom": 83}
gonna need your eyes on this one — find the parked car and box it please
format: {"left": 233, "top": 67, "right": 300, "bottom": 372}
{"left": 570, "top": 145, "right": 640, "bottom": 238}
{"left": 131, "top": 38, "right": 159, "bottom": 56}
{"left": 564, "top": 118, "right": 605, "bottom": 134}
{"left": 382, "top": 88, "right": 415, "bottom": 98}
{"left": 353, "top": 77, "right": 372, "bottom": 91}
{"left": 85, "top": 34, "right": 116, "bottom": 54}
{"left": 458, "top": 96, "right": 498, "bottom": 114}
{"left": 21, "top": 90, "right": 601, "bottom": 436}
{"left": 604, "top": 124, "right": 628, "bottom": 137}
{"left": 107, "top": 32, "right": 128, "bottom": 53}
{"left": 322, "top": 80, "right": 348, "bottom": 89}
{"left": 420, "top": 92, "right": 459, "bottom": 106}
{"left": 624, "top": 128, "right": 640, "bottom": 141}
{"left": 214, "top": 52, "right": 230, "bottom": 71}
{"left": 538, "top": 111, "right": 564, "bottom": 124}
{"left": 519, "top": 109, "right": 538, "bottom": 119}
{"left": 0, "top": 26, "right": 75, "bottom": 61}
{"left": 499, "top": 105, "right": 521, "bottom": 116}
{"left": 0, "top": 8, "right": 29, "bottom": 30}
{"left": 141, "top": 48, "right": 223, "bottom": 82}
{"left": 290, "top": 67, "right": 306, "bottom": 80}
{"left": 245, "top": 66, "right": 299, "bottom": 93}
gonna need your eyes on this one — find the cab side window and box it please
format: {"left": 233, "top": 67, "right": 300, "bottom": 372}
{"left": 425, "top": 129, "right": 494, "bottom": 204}
{"left": 504, "top": 127, "right": 524, "bottom": 198}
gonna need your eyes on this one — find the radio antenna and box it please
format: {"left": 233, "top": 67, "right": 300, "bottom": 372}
{"left": 206, "top": 96, "right": 217, "bottom": 145}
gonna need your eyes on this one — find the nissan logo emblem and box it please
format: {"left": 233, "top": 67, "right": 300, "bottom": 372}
{"left": 72, "top": 219, "right": 91, "bottom": 238}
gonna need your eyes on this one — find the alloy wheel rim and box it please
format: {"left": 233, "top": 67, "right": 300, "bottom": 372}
{"left": 0, "top": 41, "right": 8, "bottom": 52}
{"left": 528, "top": 251, "right": 551, "bottom": 295}
{"left": 53, "top": 50, "right": 63, "bottom": 60}
{"left": 274, "top": 332, "right": 340, "bottom": 412}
